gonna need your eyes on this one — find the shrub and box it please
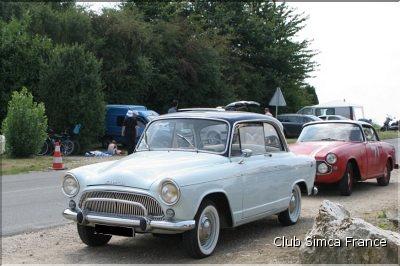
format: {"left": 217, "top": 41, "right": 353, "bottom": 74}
{"left": 1, "top": 87, "right": 48, "bottom": 157}
{"left": 38, "top": 44, "right": 105, "bottom": 150}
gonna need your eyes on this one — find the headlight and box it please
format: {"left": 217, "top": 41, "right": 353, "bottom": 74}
{"left": 160, "top": 180, "right": 180, "bottom": 205}
{"left": 62, "top": 174, "right": 79, "bottom": 197}
{"left": 317, "top": 162, "right": 329, "bottom": 174}
{"left": 326, "top": 153, "right": 337, "bottom": 164}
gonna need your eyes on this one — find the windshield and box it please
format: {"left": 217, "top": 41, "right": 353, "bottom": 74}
{"left": 298, "top": 123, "right": 363, "bottom": 142}
{"left": 137, "top": 118, "right": 229, "bottom": 154}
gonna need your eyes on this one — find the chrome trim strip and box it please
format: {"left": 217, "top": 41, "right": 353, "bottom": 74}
{"left": 62, "top": 209, "right": 195, "bottom": 232}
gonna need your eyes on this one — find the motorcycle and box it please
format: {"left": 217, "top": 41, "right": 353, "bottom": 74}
{"left": 380, "top": 116, "right": 399, "bottom": 131}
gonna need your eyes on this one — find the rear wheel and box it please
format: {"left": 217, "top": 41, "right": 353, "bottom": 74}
{"left": 61, "top": 139, "right": 74, "bottom": 156}
{"left": 77, "top": 224, "right": 112, "bottom": 247}
{"left": 377, "top": 161, "right": 391, "bottom": 186}
{"left": 339, "top": 163, "right": 354, "bottom": 196}
{"left": 183, "top": 200, "right": 220, "bottom": 258}
{"left": 278, "top": 184, "right": 301, "bottom": 226}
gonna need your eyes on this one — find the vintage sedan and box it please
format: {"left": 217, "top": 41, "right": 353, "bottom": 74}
{"left": 62, "top": 111, "right": 316, "bottom": 258}
{"left": 290, "top": 121, "right": 398, "bottom": 196}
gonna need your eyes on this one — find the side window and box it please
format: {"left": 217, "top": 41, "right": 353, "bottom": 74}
{"left": 230, "top": 123, "right": 265, "bottom": 156}
{"left": 264, "top": 123, "right": 284, "bottom": 152}
{"left": 231, "top": 127, "right": 241, "bottom": 156}
{"left": 239, "top": 123, "right": 265, "bottom": 155}
{"left": 363, "top": 126, "right": 378, "bottom": 141}
{"left": 116, "top": 116, "right": 125, "bottom": 127}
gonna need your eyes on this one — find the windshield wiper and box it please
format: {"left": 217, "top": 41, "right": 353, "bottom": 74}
{"left": 320, "top": 138, "right": 345, "bottom": 141}
{"left": 176, "top": 134, "right": 196, "bottom": 150}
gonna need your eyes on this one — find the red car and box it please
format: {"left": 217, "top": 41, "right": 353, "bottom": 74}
{"left": 290, "top": 121, "right": 398, "bottom": 196}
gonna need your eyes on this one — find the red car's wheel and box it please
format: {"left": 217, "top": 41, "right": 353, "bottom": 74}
{"left": 377, "top": 161, "right": 391, "bottom": 186}
{"left": 339, "top": 163, "right": 353, "bottom": 196}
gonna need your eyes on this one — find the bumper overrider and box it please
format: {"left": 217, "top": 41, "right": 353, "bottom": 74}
{"left": 63, "top": 208, "right": 195, "bottom": 233}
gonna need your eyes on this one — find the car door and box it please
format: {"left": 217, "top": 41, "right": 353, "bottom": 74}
{"left": 231, "top": 122, "right": 288, "bottom": 218}
{"left": 283, "top": 116, "right": 297, "bottom": 137}
{"left": 362, "top": 125, "right": 382, "bottom": 177}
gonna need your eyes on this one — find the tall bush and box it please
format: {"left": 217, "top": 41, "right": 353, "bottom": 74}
{"left": 1, "top": 87, "right": 48, "bottom": 157}
{"left": 38, "top": 44, "right": 105, "bottom": 150}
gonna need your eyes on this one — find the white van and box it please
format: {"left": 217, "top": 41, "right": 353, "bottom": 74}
{"left": 297, "top": 100, "right": 364, "bottom": 120}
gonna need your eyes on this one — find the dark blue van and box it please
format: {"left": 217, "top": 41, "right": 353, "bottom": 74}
{"left": 102, "top": 104, "right": 158, "bottom": 147}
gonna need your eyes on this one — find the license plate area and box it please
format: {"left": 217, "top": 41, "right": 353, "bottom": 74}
{"left": 95, "top": 224, "right": 134, "bottom": 237}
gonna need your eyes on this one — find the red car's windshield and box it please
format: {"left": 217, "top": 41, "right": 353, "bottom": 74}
{"left": 298, "top": 123, "right": 363, "bottom": 142}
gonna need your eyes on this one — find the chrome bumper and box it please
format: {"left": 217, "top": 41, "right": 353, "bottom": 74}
{"left": 63, "top": 209, "right": 195, "bottom": 232}
{"left": 311, "top": 186, "right": 318, "bottom": 195}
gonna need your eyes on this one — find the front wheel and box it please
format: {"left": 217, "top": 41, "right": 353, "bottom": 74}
{"left": 77, "top": 224, "right": 112, "bottom": 247}
{"left": 339, "top": 163, "right": 354, "bottom": 196}
{"left": 377, "top": 161, "right": 391, "bottom": 186}
{"left": 278, "top": 184, "right": 301, "bottom": 226}
{"left": 183, "top": 200, "right": 220, "bottom": 258}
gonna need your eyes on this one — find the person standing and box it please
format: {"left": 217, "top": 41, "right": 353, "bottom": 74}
{"left": 264, "top": 107, "right": 273, "bottom": 116}
{"left": 121, "top": 110, "right": 137, "bottom": 155}
{"left": 168, "top": 99, "right": 179, "bottom": 113}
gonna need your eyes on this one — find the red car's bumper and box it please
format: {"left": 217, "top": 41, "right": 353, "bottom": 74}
{"left": 315, "top": 164, "right": 345, "bottom": 184}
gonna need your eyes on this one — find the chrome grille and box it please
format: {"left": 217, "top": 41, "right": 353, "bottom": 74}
{"left": 79, "top": 191, "right": 164, "bottom": 219}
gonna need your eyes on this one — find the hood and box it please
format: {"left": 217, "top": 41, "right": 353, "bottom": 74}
{"left": 71, "top": 151, "right": 228, "bottom": 190}
{"left": 289, "top": 141, "right": 354, "bottom": 158}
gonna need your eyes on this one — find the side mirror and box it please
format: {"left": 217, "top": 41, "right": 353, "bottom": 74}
{"left": 242, "top": 149, "right": 253, "bottom": 158}
{"left": 238, "top": 149, "right": 252, "bottom": 164}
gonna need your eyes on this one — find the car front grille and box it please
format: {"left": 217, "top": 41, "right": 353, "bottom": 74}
{"left": 79, "top": 191, "right": 164, "bottom": 220}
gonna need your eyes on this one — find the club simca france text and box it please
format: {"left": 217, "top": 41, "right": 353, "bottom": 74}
{"left": 273, "top": 236, "right": 388, "bottom": 248}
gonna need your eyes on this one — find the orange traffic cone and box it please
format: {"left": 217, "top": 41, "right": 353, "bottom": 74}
{"left": 52, "top": 141, "right": 65, "bottom": 170}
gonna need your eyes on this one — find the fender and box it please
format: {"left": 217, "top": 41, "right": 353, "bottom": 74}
{"left": 193, "top": 189, "right": 235, "bottom": 222}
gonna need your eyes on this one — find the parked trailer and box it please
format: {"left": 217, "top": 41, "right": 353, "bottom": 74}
{"left": 297, "top": 100, "right": 364, "bottom": 120}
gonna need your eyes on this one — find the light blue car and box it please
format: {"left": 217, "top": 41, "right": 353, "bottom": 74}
{"left": 62, "top": 111, "right": 316, "bottom": 258}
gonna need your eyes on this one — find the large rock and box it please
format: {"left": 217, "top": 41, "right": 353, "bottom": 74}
{"left": 300, "top": 200, "right": 400, "bottom": 264}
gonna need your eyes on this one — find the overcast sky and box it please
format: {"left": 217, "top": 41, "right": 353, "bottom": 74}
{"left": 83, "top": 2, "right": 399, "bottom": 124}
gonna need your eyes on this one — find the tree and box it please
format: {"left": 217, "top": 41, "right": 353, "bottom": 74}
{"left": 1, "top": 87, "right": 47, "bottom": 157}
{"left": 0, "top": 18, "right": 52, "bottom": 122}
{"left": 38, "top": 44, "right": 105, "bottom": 150}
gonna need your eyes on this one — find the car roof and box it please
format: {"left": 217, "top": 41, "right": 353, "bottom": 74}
{"left": 304, "top": 120, "right": 372, "bottom": 127}
{"left": 158, "top": 111, "right": 280, "bottom": 125}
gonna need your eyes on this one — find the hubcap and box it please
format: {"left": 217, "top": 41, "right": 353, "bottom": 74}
{"left": 289, "top": 195, "right": 296, "bottom": 213}
{"left": 197, "top": 205, "right": 220, "bottom": 255}
{"left": 288, "top": 187, "right": 301, "bottom": 222}
{"left": 199, "top": 216, "right": 212, "bottom": 245}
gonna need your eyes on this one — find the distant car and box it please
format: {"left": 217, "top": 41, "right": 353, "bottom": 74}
{"left": 290, "top": 121, "right": 398, "bottom": 196}
{"left": 277, "top": 114, "right": 322, "bottom": 138}
{"left": 102, "top": 104, "right": 158, "bottom": 147}
{"left": 178, "top": 100, "right": 261, "bottom": 113}
{"left": 319, "top": 115, "right": 349, "bottom": 121}
{"left": 62, "top": 111, "right": 316, "bottom": 258}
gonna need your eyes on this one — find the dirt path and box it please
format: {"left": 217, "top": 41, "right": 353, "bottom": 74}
{"left": 2, "top": 170, "right": 398, "bottom": 264}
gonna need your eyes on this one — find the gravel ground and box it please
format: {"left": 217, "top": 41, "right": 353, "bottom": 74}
{"left": 2, "top": 170, "right": 399, "bottom": 264}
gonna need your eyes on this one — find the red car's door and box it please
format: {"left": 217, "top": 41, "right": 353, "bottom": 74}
{"left": 362, "top": 125, "right": 382, "bottom": 177}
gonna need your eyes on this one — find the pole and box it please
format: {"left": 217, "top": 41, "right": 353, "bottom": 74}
{"left": 275, "top": 105, "right": 278, "bottom": 117}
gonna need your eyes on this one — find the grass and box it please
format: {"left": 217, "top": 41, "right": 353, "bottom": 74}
{"left": 378, "top": 131, "right": 399, "bottom": 140}
{"left": 1, "top": 155, "right": 53, "bottom": 175}
{"left": 1, "top": 154, "right": 120, "bottom": 176}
